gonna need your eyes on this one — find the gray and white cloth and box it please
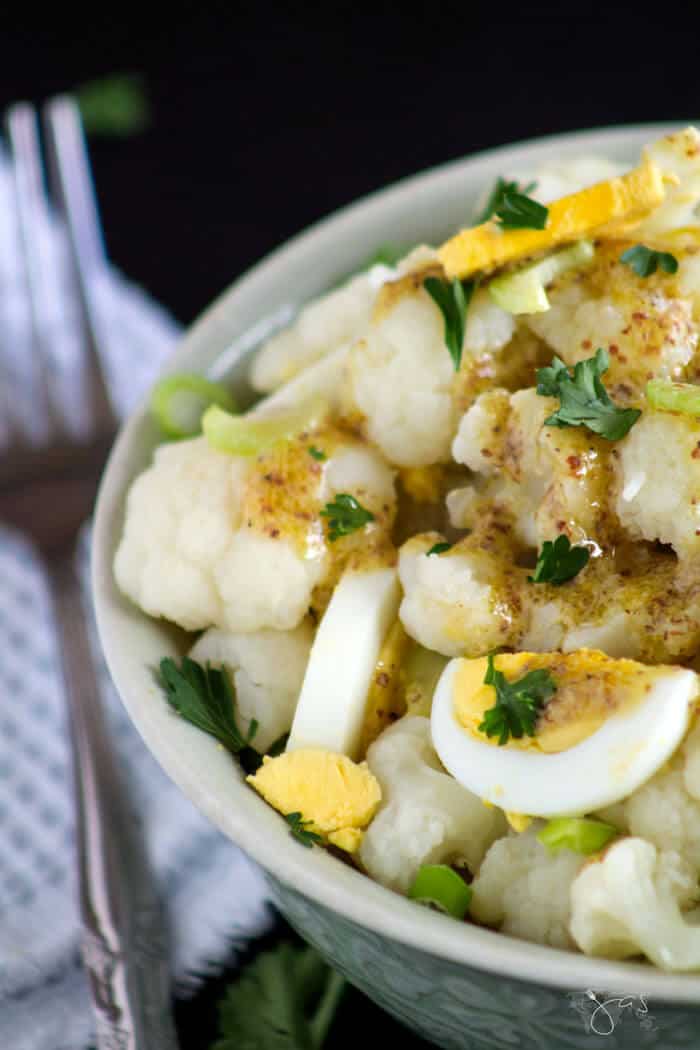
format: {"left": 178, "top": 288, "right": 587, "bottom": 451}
{"left": 0, "top": 152, "right": 272, "bottom": 1050}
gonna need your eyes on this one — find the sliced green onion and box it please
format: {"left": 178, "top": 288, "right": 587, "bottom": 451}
{"left": 203, "top": 397, "right": 328, "bottom": 456}
{"left": 151, "top": 373, "right": 236, "bottom": 439}
{"left": 646, "top": 379, "right": 700, "bottom": 417}
{"left": 408, "top": 864, "right": 472, "bottom": 918}
{"left": 537, "top": 817, "right": 618, "bottom": 856}
{"left": 488, "top": 240, "right": 595, "bottom": 315}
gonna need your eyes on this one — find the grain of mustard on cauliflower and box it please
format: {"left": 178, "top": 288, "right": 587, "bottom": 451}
{"left": 397, "top": 533, "right": 525, "bottom": 658}
{"left": 470, "top": 828, "right": 585, "bottom": 950}
{"left": 451, "top": 387, "right": 616, "bottom": 549}
{"left": 115, "top": 425, "right": 396, "bottom": 634}
{"left": 569, "top": 839, "right": 700, "bottom": 969}
{"left": 250, "top": 264, "right": 395, "bottom": 393}
{"left": 614, "top": 410, "right": 700, "bottom": 563}
{"left": 359, "top": 716, "right": 505, "bottom": 892}
{"left": 189, "top": 623, "right": 313, "bottom": 751}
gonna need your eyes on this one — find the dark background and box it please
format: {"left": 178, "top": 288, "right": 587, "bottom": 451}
{"left": 2, "top": 5, "right": 699, "bottom": 1046}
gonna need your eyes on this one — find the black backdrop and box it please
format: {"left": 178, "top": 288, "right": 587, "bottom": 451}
{"left": 2, "top": 5, "right": 700, "bottom": 1046}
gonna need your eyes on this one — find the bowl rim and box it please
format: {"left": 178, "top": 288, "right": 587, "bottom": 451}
{"left": 93, "top": 120, "right": 700, "bottom": 1004}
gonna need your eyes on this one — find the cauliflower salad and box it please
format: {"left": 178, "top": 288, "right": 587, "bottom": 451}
{"left": 116, "top": 128, "right": 700, "bottom": 970}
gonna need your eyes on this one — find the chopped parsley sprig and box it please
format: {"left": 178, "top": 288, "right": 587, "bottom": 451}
{"left": 536, "top": 348, "right": 641, "bottom": 440}
{"left": 427, "top": 541, "right": 453, "bottom": 556}
{"left": 529, "top": 534, "right": 590, "bottom": 585}
{"left": 159, "top": 657, "right": 263, "bottom": 772}
{"left": 494, "top": 189, "right": 548, "bottom": 231}
{"left": 321, "top": 493, "right": 374, "bottom": 541}
{"left": 620, "top": 244, "right": 678, "bottom": 278}
{"left": 478, "top": 654, "right": 556, "bottom": 746}
{"left": 284, "top": 812, "right": 323, "bottom": 848}
{"left": 477, "top": 177, "right": 538, "bottom": 224}
{"left": 423, "top": 275, "right": 476, "bottom": 370}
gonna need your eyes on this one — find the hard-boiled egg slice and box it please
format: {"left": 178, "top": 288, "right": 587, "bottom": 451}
{"left": 287, "top": 567, "right": 400, "bottom": 758}
{"left": 438, "top": 160, "right": 665, "bottom": 280}
{"left": 431, "top": 650, "right": 697, "bottom": 817}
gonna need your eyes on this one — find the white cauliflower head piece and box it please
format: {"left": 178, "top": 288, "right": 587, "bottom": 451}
{"left": 250, "top": 264, "right": 393, "bottom": 393}
{"left": 359, "top": 716, "right": 505, "bottom": 893}
{"left": 614, "top": 410, "right": 700, "bottom": 562}
{"left": 189, "top": 623, "right": 313, "bottom": 751}
{"left": 570, "top": 838, "right": 700, "bottom": 970}
{"left": 398, "top": 535, "right": 523, "bottom": 658}
{"left": 470, "top": 828, "right": 585, "bottom": 949}
{"left": 115, "top": 427, "right": 395, "bottom": 635}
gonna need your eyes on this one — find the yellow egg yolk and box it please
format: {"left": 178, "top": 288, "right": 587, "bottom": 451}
{"left": 453, "top": 649, "right": 668, "bottom": 753}
{"left": 247, "top": 749, "right": 382, "bottom": 853}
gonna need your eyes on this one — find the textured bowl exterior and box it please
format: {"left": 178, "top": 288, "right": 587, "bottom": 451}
{"left": 93, "top": 124, "right": 700, "bottom": 1048}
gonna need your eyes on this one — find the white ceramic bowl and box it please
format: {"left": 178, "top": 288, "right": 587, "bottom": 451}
{"left": 93, "top": 124, "right": 700, "bottom": 1049}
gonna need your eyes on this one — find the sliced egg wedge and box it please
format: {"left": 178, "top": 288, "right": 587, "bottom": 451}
{"left": 438, "top": 159, "right": 665, "bottom": 280}
{"left": 287, "top": 566, "right": 401, "bottom": 758}
{"left": 431, "top": 650, "right": 697, "bottom": 817}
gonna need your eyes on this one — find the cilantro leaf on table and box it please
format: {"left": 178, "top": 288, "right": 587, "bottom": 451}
{"left": 423, "top": 275, "right": 476, "bottom": 370}
{"left": 321, "top": 493, "right": 374, "bottom": 541}
{"left": 158, "top": 657, "right": 262, "bottom": 772}
{"left": 285, "top": 812, "right": 323, "bottom": 848}
{"left": 536, "top": 348, "right": 641, "bottom": 440}
{"left": 476, "top": 177, "right": 538, "bottom": 224}
{"left": 620, "top": 244, "right": 678, "bottom": 278}
{"left": 478, "top": 654, "right": 557, "bottom": 746}
{"left": 528, "top": 534, "right": 590, "bottom": 585}
{"left": 214, "top": 943, "right": 346, "bottom": 1050}
{"left": 76, "top": 73, "right": 150, "bottom": 137}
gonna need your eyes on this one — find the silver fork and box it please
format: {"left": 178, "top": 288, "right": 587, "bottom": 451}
{"left": 2, "top": 98, "right": 179, "bottom": 1049}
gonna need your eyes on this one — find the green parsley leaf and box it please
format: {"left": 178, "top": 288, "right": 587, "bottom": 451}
{"left": 478, "top": 654, "right": 557, "bottom": 746}
{"left": 476, "top": 177, "right": 537, "bottom": 224}
{"left": 528, "top": 534, "right": 590, "bottom": 585}
{"left": 76, "top": 73, "right": 150, "bottom": 137}
{"left": 536, "top": 348, "right": 641, "bottom": 440}
{"left": 214, "top": 943, "right": 346, "bottom": 1050}
{"left": 158, "top": 657, "right": 262, "bottom": 770}
{"left": 285, "top": 812, "right": 323, "bottom": 848}
{"left": 423, "top": 276, "right": 476, "bottom": 370}
{"left": 308, "top": 446, "right": 326, "bottom": 461}
{"left": 321, "top": 493, "right": 374, "bottom": 541}
{"left": 427, "top": 542, "right": 453, "bottom": 556}
{"left": 494, "top": 190, "right": 548, "bottom": 231}
{"left": 620, "top": 244, "right": 679, "bottom": 278}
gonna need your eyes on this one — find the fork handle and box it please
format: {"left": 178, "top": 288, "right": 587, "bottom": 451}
{"left": 45, "top": 550, "right": 180, "bottom": 1050}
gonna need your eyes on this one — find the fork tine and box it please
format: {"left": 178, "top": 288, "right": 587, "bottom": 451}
{"left": 4, "top": 102, "right": 56, "bottom": 446}
{"left": 43, "top": 96, "right": 117, "bottom": 437}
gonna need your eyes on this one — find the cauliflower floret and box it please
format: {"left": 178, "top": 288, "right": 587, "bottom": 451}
{"left": 347, "top": 284, "right": 458, "bottom": 467}
{"left": 635, "top": 127, "right": 700, "bottom": 242}
{"left": 250, "top": 265, "right": 393, "bottom": 392}
{"left": 189, "top": 623, "right": 313, "bottom": 751}
{"left": 115, "top": 426, "right": 396, "bottom": 634}
{"left": 452, "top": 387, "right": 615, "bottom": 548}
{"left": 570, "top": 838, "right": 700, "bottom": 969}
{"left": 114, "top": 437, "right": 245, "bottom": 631}
{"left": 359, "top": 717, "right": 505, "bottom": 892}
{"left": 524, "top": 243, "right": 698, "bottom": 400}
{"left": 462, "top": 287, "right": 516, "bottom": 356}
{"left": 470, "top": 828, "right": 584, "bottom": 949}
{"left": 605, "top": 723, "right": 700, "bottom": 877}
{"left": 614, "top": 410, "right": 700, "bottom": 562}
{"left": 398, "top": 533, "right": 524, "bottom": 658}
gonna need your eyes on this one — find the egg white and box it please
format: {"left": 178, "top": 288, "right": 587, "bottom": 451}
{"left": 431, "top": 658, "right": 697, "bottom": 817}
{"left": 287, "top": 567, "right": 400, "bottom": 758}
